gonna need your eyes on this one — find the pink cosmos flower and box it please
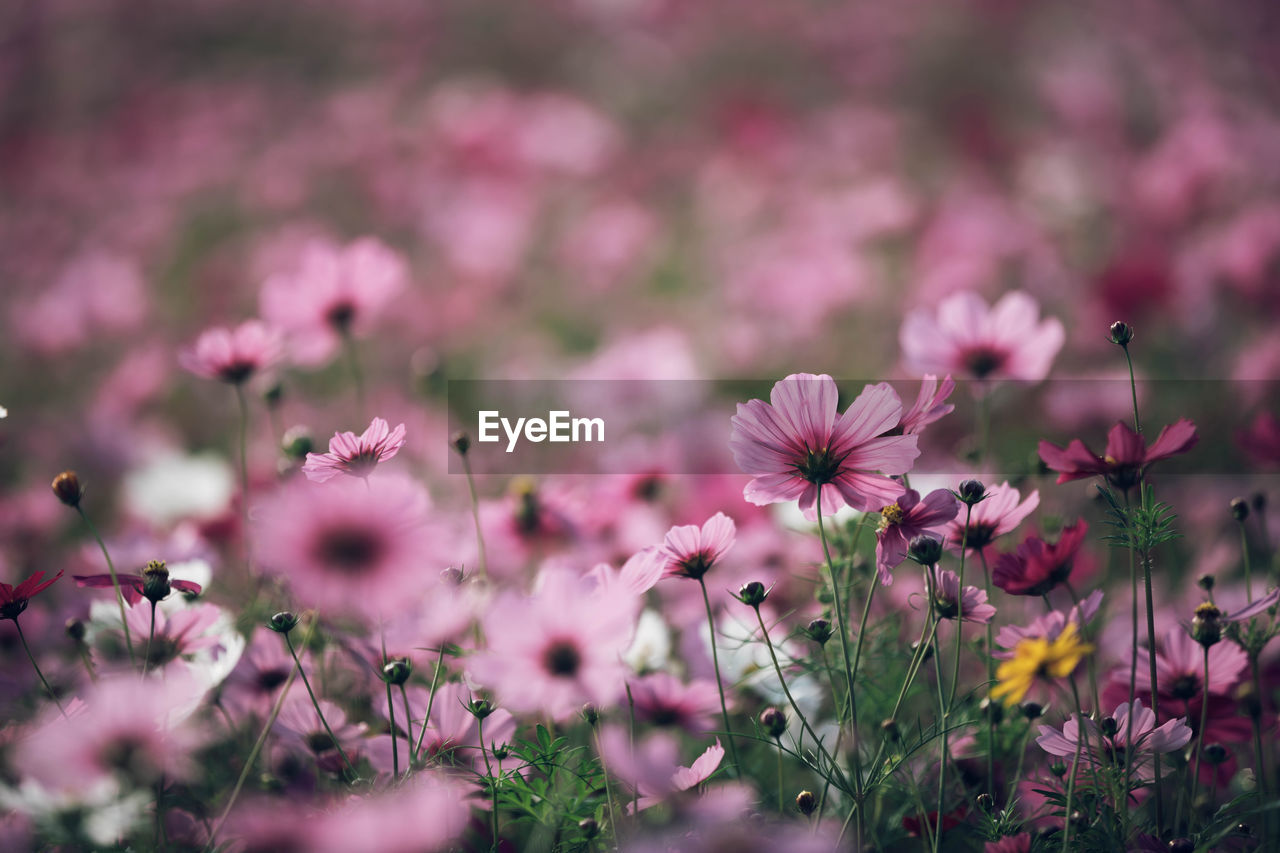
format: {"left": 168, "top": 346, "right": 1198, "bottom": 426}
{"left": 1131, "top": 627, "right": 1248, "bottom": 702}
{"left": 597, "top": 726, "right": 723, "bottom": 810}
{"left": 406, "top": 682, "right": 516, "bottom": 768}
{"left": 944, "top": 481, "right": 1039, "bottom": 553}
{"left": 1238, "top": 412, "right": 1280, "bottom": 467}
{"left": 875, "top": 489, "right": 959, "bottom": 585}
{"left": 467, "top": 568, "right": 636, "bottom": 721}
{"left": 302, "top": 417, "right": 407, "bottom": 482}
{"left": 73, "top": 571, "right": 202, "bottom": 606}
{"left": 992, "top": 519, "right": 1088, "bottom": 596}
{"left": 0, "top": 569, "right": 63, "bottom": 621}
{"left": 13, "top": 673, "right": 207, "bottom": 796}
{"left": 628, "top": 672, "right": 724, "bottom": 734}
{"left": 120, "top": 601, "right": 230, "bottom": 674}
{"left": 309, "top": 772, "right": 470, "bottom": 853}
{"left": 1038, "top": 419, "right": 1198, "bottom": 490}
{"left": 900, "top": 291, "right": 1064, "bottom": 382}
{"left": 898, "top": 374, "right": 956, "bottom": 434}
{"left": 254, "top": 474, "right": 434, "bottom": 618}
{"left": 995, "top": 589, "right": 1104, "bottom": 659}
{"left": 930, "top": 566, "right": 996, "bottom": 623}
{"left": 179, "top": 320, "right": 282, "bottom": 384}
{"left": 273, "top": 694, "right": 368, "bottom": 775}
{"left": 1036, "top": 699, "right": 1192, "bottom": 781}
{"left": 586, "top": 547, "right": 665, "bottom": 598}
{"left": 260, "top": 237, "right": 407, "bottom": 366}
{"left": 658, "top": 513, "right": 736, "bottom": 581}
{"left": 730, "top": 374, "right": 920, "bottom": 519}
{"left": 221, "top": 628, "right": 298, "bottom": 720}
{"left": 1226, "top": 586, "right": 1280, "bottom": 622}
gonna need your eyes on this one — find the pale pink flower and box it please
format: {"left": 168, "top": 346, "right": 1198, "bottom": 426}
{"left": 930, "top": 566, "right": 996, "bottom": 623}
{"left": 944, "top": 481, "right": 1039, "bottom": 553}
{"left": 900, "top": 291, "right": 1064, "bottom": 382}
{"left": 658, "top": 513, "right": 736, "bottom": 581}
{"left": 179, "top": 320, "right": 282, "bottom": 384}
{"left": 628, "top": 672, "right": 724, "bottom": 734}
{"left": 467, "top": 568, "right": 636, "bottom": 721}
{"left": 310, "top": 772, "right": 470, "bottom": 853}
{"left": 273, "top": 694, "right": 368, "bottom": 775}
{"left": 302, "top": 417, "right": 407, "bottom": 482}
{"left": 898, "top": 374, "right": 956, "bottom": 434}
{"left": 221, "top": 628, "right": 299, "bottom": 720}
{"left": 259, "top": 237, "right": 407, "bottom": 366}
{"left": 405, "top": 682, "right": 515, "bottom": 768}
{"left": 586, "top": 547, "right": 665, "bottom": 597}
{"left": 875, "top": 489, "right": 959, "bottom": 586}
{"left": 254, "top": 475, "right": 434, "bottom": 618}
{"left": 1036, "top": 699, "right": 1192, "bottom": 781}
{"left": 730, "top": 374, "right": 919, "bottom": 519}
{"left": 597, "top": 726, "right": 724, "bottom": 810}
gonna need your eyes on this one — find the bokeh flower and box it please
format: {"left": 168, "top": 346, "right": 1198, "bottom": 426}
{"left": 992, "top": 519, "right": 1088, "bottom": 596}
{"left": 1036, "top": 699, "right": 1192, "bottom": 781}
{"left": 991, "top": 622, "right": 1093, "bottom": 707}
{"left": 900, "top": 291, "right": 1064, "bottom": 382}
{"left": 179, "top": 320, "right": 282, "bottom": 384}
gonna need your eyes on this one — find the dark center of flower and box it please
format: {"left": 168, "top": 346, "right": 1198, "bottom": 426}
{"left": 315, "top": 525, "right": 385, "bottom": 574}
{"left": 675, "top": 552, "right": 714, "bottom": 580}
{"left": 1101, "top": 740, "right": 1129, "bottom": 766}
{"left": 326, "top": 301, "right": 356, "bottom": 332}
{"left": 961, "top": 345, "right": 1007, "bottom": 379}
{"left": 343, "top": 449, "right": 380, "bottom": 477}
{"left": 1171, "top": 673, "right": 1200, "bottom": 700}
{"left": 145, "top": 636, "right": 181, "bottom": 668}
{"left": 543, "top": 640, "right": 582, "bottom": 677}
{"left": 959, "top": 522, "right": 996, "bottom": 551}
{"left": 795, "top": 446, "right": 845, "bottom": 485}
{"left": 99, "top": 735, "right": 154, "bottom": 779}
{"left": 258, "top": 667, "right": 291, "bottom": 692}
{"left": 632, "top": 474, "right": 663, "bottom": 502}
{"left": 647, "top": 706, "right": 681, "bottom": 727}
{"left": 933, "top": 596, "right": 959, "bottom": 620}
{"left": 219, "top": 360, "right": 257, "bottom": 385}
{"left": 306, "top": 731, "right": 337, "bottom": 754}
{"left": 0, "top": 600, "right": 28, "bottom": 621}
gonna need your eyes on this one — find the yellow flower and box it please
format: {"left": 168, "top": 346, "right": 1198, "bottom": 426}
{"left": 990, "top": 622, "right": 1094, "bottom": 707}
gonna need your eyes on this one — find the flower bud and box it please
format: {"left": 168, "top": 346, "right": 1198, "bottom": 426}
{"left": 142, "top": 560, "right": 171, "bottom": 604}
{"left": 581, "top": 704, "right": 600, "bottom": 727}
{"left": 1197, "top": 574, "right": 1215, "bottom": 592}
{"left": 880, "top": 718, "right": 900, "bottom": 741}
{"left": 737, "top": 581, "right": 768, "bottom": 608}
{"left": 1203, "top": 743, "right": 1228, "bottom": 765}
{"left": 52, "top": 470, "right": 83, "bottom": 508}
{"left": 976, "top": 793, "right": 994, "bottom": 812}
{"left": 467, "top": 698, "right": 494, "bottom": 720}
{"left": 1022, "top": 702, "right": 1043, "bottom": 720}
{"left": 1167, "top": 839, "right": 1193, "bottom": 853}
{"left": 1192, "top": 602, "right": 1222, "bottom": 648}
{"left": 66, "top": 618, "right": 87, "bottom": 642}
{"left": 980, "top": 697, "right": 1003, "bottom": 725}
{"left": 269, "top": 611, "right": 299, "bottom": 634}
{"left": 1230, "top": 497, "right": 1249, "bottom": 522}
{"left": 451, "top": 431, "right": 471, "bottom": 456}
{"left": 381, "top": 657, "right": 412, "bottom": 686}
{"left": 1108, "top": 321, "right": 1133, "bottom": 346}
{"left": 1251, "top": 492, "right": 1266, "bottom": 512}
{"left": 1100, "top": 716, "right": 1119, "bottom": 737}
{"left": 957, "top": 480, "right": 986, "bottom": 505}
{"left": 759, "top": 707, "right": 787, "bottom": 739}
{"left": 282, "top": 426, "right": 314, "bottom": 461}
{"left": 491, "top": 743, "right": 510, "bottom": 761}
{"left": 441, "top": 566, "right": 465, "bottom": 585}
{"left": 795, "top": 790, "right": 817, "bottom": 815}
{"left": 578, "top": 818, "right": 598, "bottom": 839}
{"left": 805, "top": 618, "right": 833, "bottom": 645}
{"left": 263, "top": 381, "right": 285, "bottom": 409}
{"left": 1049, "top": 761, "right": 1067, "bottom": 778}
{"left": 906, "top": 535, "right": 943, "bottom": 567}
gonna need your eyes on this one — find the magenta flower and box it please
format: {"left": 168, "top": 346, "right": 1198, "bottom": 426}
{"left": 302, "top": 417, "right": 407, "bottom": 482}
{"left": 0, "top": 569, "right": 63, "bottom": 621}
{"left": 984, "top": 834, "right": 1031, "bottom": 853}
{"left": 875, "top": 489, "right": 959, "bottom": 586}
{"left": 992, "top": 519, "right": 1088, "bottom": 597}
{"left": 1038, "top": 419, "right": 1198, "bottom": 490}
{"left": 1036, "top": 699, "right": 1192, "bottom": 781}
{"left": 898, "top": 374, "right": 956, "bottom": 435}
{"left": 254, "top": 474, "right": 434, "bottom": 618}
{"left": 658, "top": 512, "right": 735, "bottom": 580}
{"left": 179, "top": 319, "right": 282, "bottom": 384}
{"left": 1238, "top": 411, "right": 1280, "bottom": 466}
{"left": 260, "top": 237, "right": 407, "bottom": 366}
{"left": 730, "top": 374, "right": 919, "bottom": 519}
{"left": 930, "top": 566, "right": 996, "bottom": 623}
{"left": 467, "top": 568, "right": 635, "bottom": 721}
{"left": 944, "top": 481, "right": 1038, "bottom": 553}
{"left": 1114, "top": 627, "right": 1247, "bottom": 705}
{"left": 900, "top": 291, "right": 1064, "bottom": 382}
{"left": 73, "top": 572, "right": 202, "bottom": 606}
{"left": 628, "top": 672, "right": 724, "bottom": 734}
{"left": 1226, "top": 586, "right": 1280, "bottom": 622}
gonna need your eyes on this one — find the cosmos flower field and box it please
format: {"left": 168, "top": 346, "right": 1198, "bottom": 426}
{"left": 2, "top": 2, "right": 1280, "bottom": 851}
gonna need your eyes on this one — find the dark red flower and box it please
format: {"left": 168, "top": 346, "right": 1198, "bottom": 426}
{"left": 73, "top": 573, "right": 202, "bottom": 605}
{"left": 993, "top": 519, "right": 1088, "bottom": 597}
{"left": 1238, "top": 412, "right": 1280, "bottom": 467}
{"left": 1038, "top": 419, "right": 1198, "bottom": 490}
{"left": 902, "top": 805, "right": 967, "bottom": 837}
{"left": 1, "top": 570, "right": 64, "bottom": 620}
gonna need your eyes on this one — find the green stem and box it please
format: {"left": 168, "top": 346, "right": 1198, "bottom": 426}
{"left": 461, "top": 454, "right": 488, "bottom": 581}
{"left": 776, "top": 738, "right": 785, "bottom": 814}
{"left": 14, "top": 619, "right": 65, "bottom": 715}
{"left": 142, "top": 601, "right": 157, "bottom": 678}
{"left": 1140, "top": 535, "right": 1164, "bottom": 830}
{"left": 978, "top": 550, "right": 996, "bottom": 797}
{"left": 414, "top": 645, "right": 447, "bottom": 758}
{"left": 1238, "top": 518, "right": 1254, "bottom": 604}
{"left": 926, "top": 567, "right": 948, "bottom": 853}
{"left": 387, "top": 678, "right": 399, "bottom": 778}
{"left": 1189, "top": 646, "right": 1210, "bottom": 822}
{"left": 1121, "top": 344, "right": 1141, "bottom": 435}
{"left": 283, "top": 632, "right": 359, "bottom": 778}
{"left": 77, "top": 506, "right": 135, "bottom": 667}
{"left": 1121, "top": 489, "right": 1138, "bottom": 843}
{"left": 698, "top": 577, "right": 740, "bottom": 778}
{"left": 593, "top": 728, "right": 622, "bottom": 846}
{"left": 1061, "top": 710, "right": 1085, "bottom": 853}
{"left": 341, "top": 330, "right": 365, "bottom": 419}
{"left": 478, "top": 715, "right": 499, "bottom": 853}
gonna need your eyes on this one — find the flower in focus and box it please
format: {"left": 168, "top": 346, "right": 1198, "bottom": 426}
{"left": 929, "top": 566, "right": 996, "bottom": 623}
{"left": 658, "top": 512, "right": 735, "bottom": 581}
{"left": 900, "top": 291, "right": 1064, "bottom": 382}
{"left": 302, "top": 417, "right": 407, "bottom": 482}
{"left": 991, "top": 622, "right": 1093, "bottom": 707}
{"left": 1036, "top": 699, "right": 1192, "bottom": 781}
{"left": 1038, "top": 419, "right": 1198, "bottom": 490}
{"left": 254, "top": 474, "right": 435, "bottom": 618}
{"left": 1128, "top": 626, "right": 1248, "bottom": 704}
{"left": 260, "top": 237, "right": 407, "bottom": 366}
{"left": 0, "top": 569, "right": 63, "bottom": 621}
{"left": 730, "top": 374, "right": 920, "bottom": 519}
{"left": 875, "top": 489, "right": 959, "bottom": 586}
{"left": 992, "top": 519, "right": 1088, "bottom": 596}
{"left": 74, "top": 571, "right": 202, "bottom": 606}
{"left": 467, "top": 568, "right": 636, "bottom": 721}
{"left": 179, "top": 320, "right": 282, "bottom": 384}
{"left": 897, "top": 374, "right": 956, "bottom": 434}
{"left": 943, "top": 481, "right": 1038, "bottom": 553}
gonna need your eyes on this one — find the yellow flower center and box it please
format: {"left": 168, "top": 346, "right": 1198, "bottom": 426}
{"left": 990, "top": 623, "right": 1094, "bottom": 707}
{"left": 877, "top": 503, "right": 905, "bottom": 533}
